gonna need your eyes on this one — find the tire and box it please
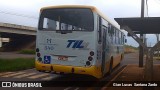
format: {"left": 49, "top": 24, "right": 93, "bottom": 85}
{"left": 101, "top": 51, "right": 106, "bottom": 76}
{"left": 121, "top": 54, "right": 123, "bottom": 60}
{"left": 108, "top": 58, "right": 113, "bottom": 75}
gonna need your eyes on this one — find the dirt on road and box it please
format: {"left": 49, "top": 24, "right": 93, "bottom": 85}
{"left": 102, "top": 53, "right": 160, "bottom": 90}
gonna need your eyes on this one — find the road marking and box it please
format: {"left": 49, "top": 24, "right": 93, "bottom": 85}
{"left": 0, "top": 72, "right": 14, "bottom": 76}
{"left": 13, "top": 72, "right": 36, "bottom": 78}
{"left": 28, "top": 73, "right": 50, "bottom": 79}
{"left": 64, "top": 87, "right": 72, "bottom": 90}
{"left": 1, "top": 72, "right": 26, "bottom": 77}
{"left": 41, "top": 76, "right": 53, "bottom": 80}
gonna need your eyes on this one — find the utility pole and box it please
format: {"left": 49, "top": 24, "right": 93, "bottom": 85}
{"left": 156, "top": 34, "right": 159, "bottom": 57}
{"left": 141, "top": 0, "right": 145, "bottom": 18}
{"left": 139, "top": 0, "right": 145, "bottom": 67}
{"left": 142, "top": 0, "right": 153, "bottom": 82}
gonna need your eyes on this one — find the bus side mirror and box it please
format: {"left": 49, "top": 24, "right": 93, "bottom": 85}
{"left": 125, "top": 39, "right": 127, "bottom": 43}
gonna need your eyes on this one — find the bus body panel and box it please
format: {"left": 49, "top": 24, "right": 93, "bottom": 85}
{"left": 35, "top": 61, "right": 102, "bottom": 78}
{"left": 36, "top": 5, "right": 125, "bottom": 78}
{"left": 36, "top": 31, "right": 96, "bottom": 67}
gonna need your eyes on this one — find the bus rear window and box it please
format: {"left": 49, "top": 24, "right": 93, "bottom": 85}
{"left": 38, "top": 8, "right": 94, "bottom": 31}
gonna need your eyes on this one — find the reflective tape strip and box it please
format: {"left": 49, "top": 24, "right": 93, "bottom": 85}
{"left": 1, "top": 72, "right": 25, "bottom": 77}
{"left": 28, "top": 73, "right": 49, "bottom": 79}
{"left": 14, "top": 73, "right": 36, "bottom": 78}
{"left": 41, "top": 76, "right": 53, "bottom": 80}
{"left": 0, "top": 72, "right": 14, "bottom": 76}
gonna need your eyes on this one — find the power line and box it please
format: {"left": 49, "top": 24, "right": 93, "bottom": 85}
{"left": 0, "top": 10, "right": 38, "bottom": 19}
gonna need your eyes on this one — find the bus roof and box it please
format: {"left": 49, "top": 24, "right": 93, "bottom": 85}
{"left": 40, "top": 5, "right": 120, "bottom": 30}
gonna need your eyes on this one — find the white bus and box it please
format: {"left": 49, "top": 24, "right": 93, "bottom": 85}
{"left": 35, "top": 5, "right": 125, "bottom": 78}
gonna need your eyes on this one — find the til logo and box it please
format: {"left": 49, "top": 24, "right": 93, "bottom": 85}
{"left": 67, "top": 40, "right": 84, "bottom": 48}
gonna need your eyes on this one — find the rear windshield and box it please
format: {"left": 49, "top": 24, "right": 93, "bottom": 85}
{"left": 38, "top": 8, "right": 94, "bottom": 31}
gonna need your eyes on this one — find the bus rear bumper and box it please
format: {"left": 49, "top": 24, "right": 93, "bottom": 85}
{"left": 35, "top": 60, "right": 102, "bottom": 78}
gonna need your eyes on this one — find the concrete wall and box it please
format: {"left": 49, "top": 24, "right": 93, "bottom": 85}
{"left": 0, "top": 35, "right": 36, "bottom": 51}
{"left": 0, "top": 22, "right": 37, "bottom": 51}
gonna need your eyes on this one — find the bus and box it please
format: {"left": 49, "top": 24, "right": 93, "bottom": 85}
{"left": 35, "top": 5, "right": 126, "bottom": 78}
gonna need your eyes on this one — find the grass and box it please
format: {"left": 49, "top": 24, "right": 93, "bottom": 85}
{"left": 124, "top": 51, "right": 134, "bottom": 54}
{"left": 124, "top": 45, "right": 138, "bottom": 50}
{"left": 0, "top": 58, "right": 35, "bottom": 72}
{"left": 153, "top": 57, "right": 160, "bottom": 60}
{"left": 19, "top": 49, "right": 36, "bottom": 54}
{"left": 124, "top": 45, "right": 138, "bottom": 54}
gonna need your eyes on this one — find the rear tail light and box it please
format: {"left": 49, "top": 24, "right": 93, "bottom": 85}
{"left": 86, "top": 61, "right": 91, "bottom": 66}
{"left": 36, "top": 48, "right": 39, "bottom": 52}
{"left": 88, "top": 56, "right": 93, "bottom": 61}
{"left": 36, "top": 48, "right": 42, "bottom": 63}
{"left": 37, "top": 53, "right": 41, "bottom": 57}
{"left": 85, "top": 51, "right": 94, "bottom": 66}
{"left": 90, "top": 51, "right": 94, "bottom": 56}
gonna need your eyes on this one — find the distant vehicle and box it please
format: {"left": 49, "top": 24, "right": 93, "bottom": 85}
{"left": 35, "top": 5, "right": 126, "bottom": 78}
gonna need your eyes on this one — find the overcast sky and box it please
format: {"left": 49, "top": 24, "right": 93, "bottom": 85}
{"left": 0, "top": 0, "right": 160, "bottom": 47}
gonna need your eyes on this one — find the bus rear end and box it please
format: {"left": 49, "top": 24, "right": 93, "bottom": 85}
{"left": 35, "top": 6, "right": 101, "bottom": 78}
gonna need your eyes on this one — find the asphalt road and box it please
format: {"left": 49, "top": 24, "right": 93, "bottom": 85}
{"left": 0, "top": 52, "right": 160, "bottom": 90}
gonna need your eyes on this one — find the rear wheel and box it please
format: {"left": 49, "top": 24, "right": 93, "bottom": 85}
{"left": 121, "top": 54, "right": 123, "bottom": 60}
{"left": 108, "top": 57, "right": 113, "bottom": 75}
{"left": 101, "top": 51, "right": 106, "bottom": 77}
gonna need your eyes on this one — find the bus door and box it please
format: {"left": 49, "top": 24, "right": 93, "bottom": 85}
{"left": 101, "top": 26, "right": 108, "bottom": 75}
{"left": 98, "top": 17, "right": 108, "bottom": 75}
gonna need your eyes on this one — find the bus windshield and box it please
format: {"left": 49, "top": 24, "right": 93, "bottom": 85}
{"left": 38, "top": 8, "right": 94, "bottom": 31}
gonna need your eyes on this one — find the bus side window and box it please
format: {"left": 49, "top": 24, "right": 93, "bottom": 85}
{"left": 121, "top": 32, "right": 123, "bottom": 44}
{"left": 118, "top": 30, "right": 120, "bottom": 44}
{"left": 108, "top": 24, "right": 111, "bottom": 36}
{"left": 98, "top": 16, "right": 102, "bottom": 43}
{"left": 114, "top": 29, "right": 116, "bottom": 44}
{"left": 116, "top": 29, "right": 119, "bottom": 44}
{"left": 109, "top": 25, "right": 114, "bottom": 44}
{"left": 117, "top": 30, "right": 119, "bottom": 44}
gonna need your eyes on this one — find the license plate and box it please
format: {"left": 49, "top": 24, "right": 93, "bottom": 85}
{"left": 58, "top": 56, "right": 68, "bottom": 61}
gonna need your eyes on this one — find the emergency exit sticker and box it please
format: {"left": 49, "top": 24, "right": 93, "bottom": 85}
{"left": 44, "top": 56, "right": 51, "bottom": 64}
